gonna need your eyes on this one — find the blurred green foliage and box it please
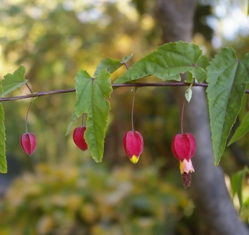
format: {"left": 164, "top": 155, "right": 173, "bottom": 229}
{"left": 0, "top": 162, "right": 192, "bottom": 235}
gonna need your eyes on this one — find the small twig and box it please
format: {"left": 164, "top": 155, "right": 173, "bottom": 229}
{"left": 0, "top": 88, "right": 76, "bottom": 102}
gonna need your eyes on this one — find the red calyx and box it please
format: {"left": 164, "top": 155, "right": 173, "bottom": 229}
{"left": 73, "top": 127, "right": 88, "bottom": 151}
{"left": 20, "top": 132, "right": 36, "bottom": 156}
{"left": 171, "top": 133, "right": 196, "bottom": 161}
{"left": 123, "top": 130, "right": 144, "bottom": 164}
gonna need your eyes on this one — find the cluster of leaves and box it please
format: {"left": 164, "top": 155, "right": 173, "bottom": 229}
{"left": 1, "top": 41, "right": 249, "bottom": 171}
{"left": 0, "top": 162, "right": 190, "bottom": 235}
{"left": 70, "top": 41, "right": 249, "bottom": 167}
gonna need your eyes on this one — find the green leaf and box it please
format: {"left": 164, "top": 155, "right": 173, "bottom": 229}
{"left": 74, "top": 70, "right": 112, "bottom": 162}
{"left": 94, "top": 58, "right": 124, "bottom": 77}
{"left": 206, "top": 48, "right": 249, "bottom": 165}
{"left": 114, "top": 41, "right": 206, "bottom": 84}
{"left": 185, "top": 72, "right": 194, "bottom": 83}
{"left": 185, "top": 85, "right": 192, "bottom": 103}
{"left": 1, "top": 66, "right": 28, "bottom": 97}
{"left": 231, "top": 168, "right": 248, "bottom": 212}
{"left": 243, "top": 197, "right": 249, "bottom": 207}
{"left": 196, "top": 54, "right": 209, "bottom": 69}
{"left": 0, "top": 103, "right": 7, "bottom": 173}
{"left": 228, "top": 111, "right": 249, "bottom": 146}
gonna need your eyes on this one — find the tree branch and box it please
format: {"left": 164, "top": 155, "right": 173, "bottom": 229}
{"left": 1, "top": 81, "right": 249, "bottom": 103}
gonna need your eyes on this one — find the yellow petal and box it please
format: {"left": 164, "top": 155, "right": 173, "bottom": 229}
{"left": 179, "top": 161, "right": 185, "bottom": 174}
{"left": 130, "top": 155, "right": 139, "bottom": 164}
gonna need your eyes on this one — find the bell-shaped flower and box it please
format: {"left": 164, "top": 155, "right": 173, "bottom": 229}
{"left": 171, "top": 133, "right": 196, "bottom": 162}
{"left": 171, "top": 133, "right": 196, "bottom": 181}
{"left": 171, "top": 133, "right": 196, "bottom": 188}
{"left": 20, "top": 132, "right": 36, "bottom": 156}
{"left": 73, "top": 127, "right": 88, "bottom": 151}
{"left": 123, "top": 131, "right": 144, "bottom": 164}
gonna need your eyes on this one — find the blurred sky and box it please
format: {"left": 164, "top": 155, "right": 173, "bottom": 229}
{"left": 205, "top": 0, "right": 249, "bottom": 47}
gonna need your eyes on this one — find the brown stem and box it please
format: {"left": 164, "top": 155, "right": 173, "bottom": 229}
{"left": 123, "top": 63, "right": 129, "bottom": 70}
{"left": 0, "top": 82, "right": 248, "bottom": 103}
{"left": 181, "top": 100, "right": 186, "bottom": 134}
{"left": 25, "top": 83, "right": 33, "bottom": 94}
{"left": 81, "top": 113, "right": 86, "bottom": 127}
{"left": 131, "top": 88, "right": 137, "bottom": 131}
{"left": 25, "top": 101, "right": 33, "bottom": 133}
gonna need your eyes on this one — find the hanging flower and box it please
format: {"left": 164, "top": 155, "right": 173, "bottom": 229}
{"left": 73, "top": 127, "right": 88, "bottom": 151}
{"left": 171, "top": 133, "right": 196, "bottom": 188}
{"left": 20, "top": 132, "right": 36, "bottom": 156}
{"left": 123, "top": 131, "right": 144, "bottom": 164}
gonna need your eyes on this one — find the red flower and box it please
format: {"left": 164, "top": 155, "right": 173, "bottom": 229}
{"left": 171, "top": 133, "right": 196, "bottom": 188}
{"left": 73, "top": 127, "right": 88, "bottom": 151}
{"left": 123, "top": 131, "right": 144, "bottom": 164}
{"left": 20, "top": 132, "right": 36, "bottom": 156}
{"left": 171, "top": 133, "right": 196, "bottom": 161}
{"left": 171, "top": 133, "right": 196, "bottom": 174}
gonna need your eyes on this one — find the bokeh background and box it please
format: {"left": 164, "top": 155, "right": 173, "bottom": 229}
{"left": 0, "top": 0, "right": 249, "bottom": 234}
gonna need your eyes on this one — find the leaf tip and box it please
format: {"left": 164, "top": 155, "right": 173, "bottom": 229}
{"left": 214, "top": 159, "right": 220, "bottom": 166}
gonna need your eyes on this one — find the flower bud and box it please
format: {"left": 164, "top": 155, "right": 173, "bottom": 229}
{"left": 73, "top": 127, "right": 88, "bottom": 151}
{"left": 123, "top": 131, "right": 144, "bottom": 164}
{"left": 20, "top": 132, "right": 36, "bottom": 156}
{"left": 171, "top": 133, "right": 196, "bottom": 161}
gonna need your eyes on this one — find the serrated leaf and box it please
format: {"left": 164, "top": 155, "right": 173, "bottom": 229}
{"left": 206, "top": 48, "right": 249, "bottom": 165}
{"left": 185, "top": 85, "right": 192, "bottom": 102}
{"left": 1, "top": 66, "right": 28, "bottom": 97}
{"left": 0, "top": 103, "right": 6, "bottom": 173}
{"left": 115, "top": 42, "right": 206, "bottom": 84}
{"left": 94, "top": 58, "right": 123, "bottom": 77}
{"left": 231, "top": 168, "right": 248, "bottom": 212}
{"left": 74, "top": 70, "right": 112, "bottom": 162}
{"left": 228, "top": 112, "right": 249, "bottom": 146}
